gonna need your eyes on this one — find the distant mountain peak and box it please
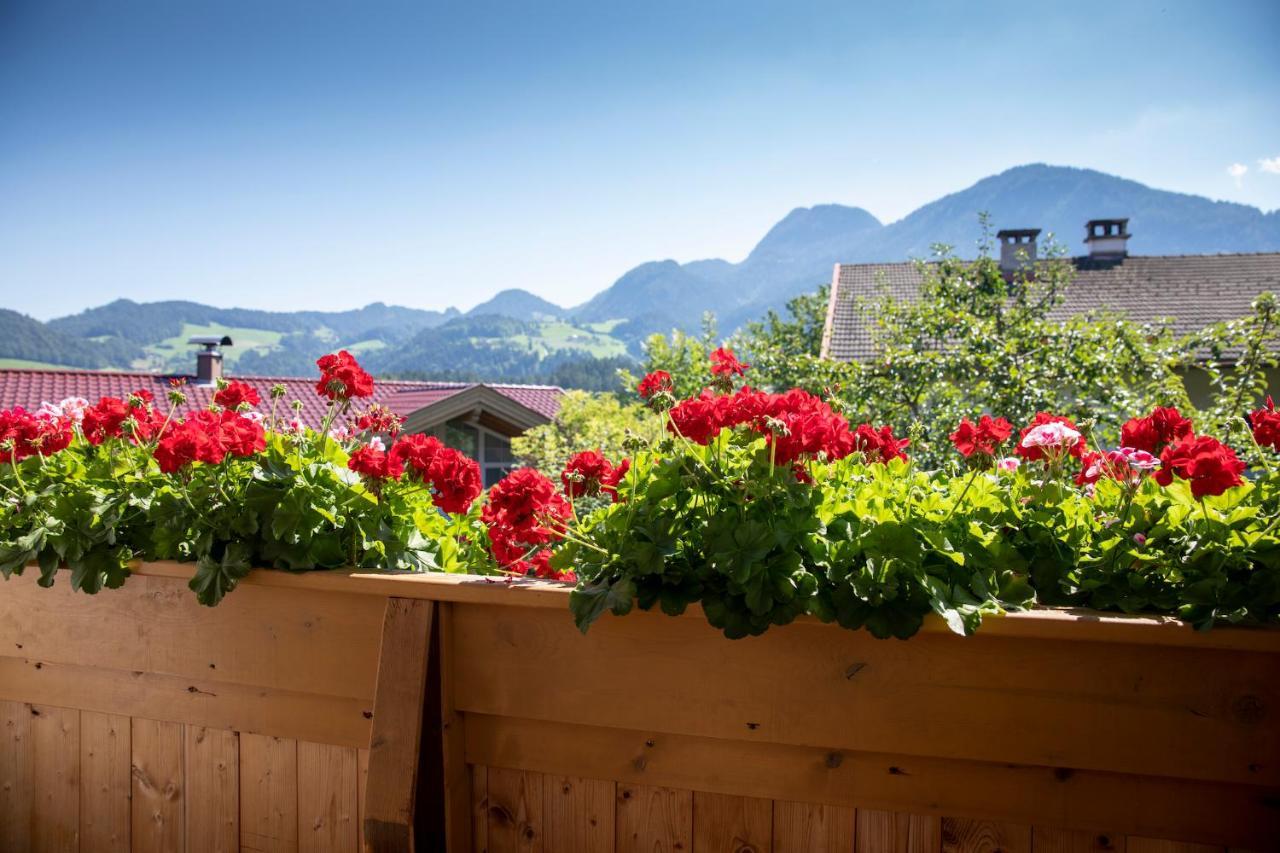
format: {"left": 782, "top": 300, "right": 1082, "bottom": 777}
{"left": 466, "top": 288, "right": 564, "bottom": 320}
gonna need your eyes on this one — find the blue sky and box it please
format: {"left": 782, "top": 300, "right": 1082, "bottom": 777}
{"left": 2, "top": 0, "right": 1278, "bottom": 320}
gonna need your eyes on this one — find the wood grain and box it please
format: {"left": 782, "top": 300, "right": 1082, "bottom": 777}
{"left": 772, "top": 801, "right": 855, "bottom": 853}
{"left": 363, "top": 597, "right": 434, "bottom": 851}
{"left": 693, "top": 791, "right": 772, "bottom": 853}
{"left": 297, "top": 740, "right": 358, "bottom": 853}
{"left": 1125, "top": 841, "right": 1222, "bottom": 853}
{"left": 0, "top": 654, "right": 372, "bottom": 748}
{"left": 185, "top": 725, "right": 239, "bottom": 853}
{"left": 440, "top": 602, "right": 474, "bottom": 853}
{"left": 0, "top": 570, "right": 384, "bottom": 699}
{"left": 473, "top": 765, "right": 490, "bottom": 853}
{"left": 358, "top": 747, "right": 369, "bottom": 852}
{"left": 488, "top": 767, "right": 544, "bottom": 853}
{"left": 615, "top": 783, "right": 692, "bottom": 853}
{"left": 542, "top": 775, "right": 614, "bottom": 853}
{"left": 1033, "top": 827, "right": 1125, "bottom": 851}
{"left": 942, "top": 817, "right": 1031, "bottom": 852}
{"left": 0, "top": 700, "right": 34, "bottom": 852}
{"left": 463, "top": 713, "right": 1276, "bottom": 849}
{"left": 80, "top": 711, "right": 131, "bottom": 853}
{"left": 239, "top": 733, "right": 299, "bottom": 853}
{"left": 131, "top": 717, "right": 185, "bottom": 853}
{"left": 450, "top": 604, "right": 1279, "bottom": 788}
{"left": 856, "top": 810, "right": 940, "bottom": 853}
{"left": 32, "top": 704, "right": 79, "bottom": 853}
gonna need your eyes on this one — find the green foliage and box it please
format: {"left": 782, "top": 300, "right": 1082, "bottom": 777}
{"left": 624, "top": 315, "right": 719, "bottom": 399}
{"left": 0, "top": 419, "right": 496, "bottom": 607}
{"left": 511, "top": 390, "right": 658, "bottom": 480}
{"left": 561, "top": 419, "right": 1280, "bottom": 641}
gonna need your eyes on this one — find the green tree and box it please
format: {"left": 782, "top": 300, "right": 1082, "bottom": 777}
{"left": 511, "top": 390, "right": 659, "bottom": 479}
{"left": 732, "top": 285, "right": 851, "bottom": 394}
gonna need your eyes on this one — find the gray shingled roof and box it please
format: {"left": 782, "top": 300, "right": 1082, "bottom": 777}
{"left": 821, "top": 253, "right": 1280, "bottom": 362}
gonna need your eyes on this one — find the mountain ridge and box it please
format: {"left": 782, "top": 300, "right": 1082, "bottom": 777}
{"left": 7, "top": 163, "right": 1280, "bottom": 386}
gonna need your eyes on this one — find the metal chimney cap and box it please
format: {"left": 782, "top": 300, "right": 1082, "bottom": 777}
{"left": 188, "top": 335, "right": 233, "bottom": 348}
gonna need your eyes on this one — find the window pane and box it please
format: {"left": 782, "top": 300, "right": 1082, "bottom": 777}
{"left": 484, "top": 465, "right": 510, "bottom": 488}
{"left": 443, "top": 419, "right": 479, "bottom": 459}
{"left": 483, "top": 432, "right": 515, "bottom": 464}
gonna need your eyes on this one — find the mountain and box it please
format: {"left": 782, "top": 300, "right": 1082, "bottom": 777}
{"left": 466, "top": 289, "right": 564, "bottom": 320}
{"left": 579, "top": 164, "right": 1280, "bottom": 334}
{"left": 6, "top": 164, "right": 1279, "bottom": 385}
{"left": 0, "top": 309, "right": 143, "bottom": 369}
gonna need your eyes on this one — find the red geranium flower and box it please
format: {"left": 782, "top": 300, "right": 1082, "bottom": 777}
{"left": 153, "top": 410, "right": 265, "bottom": 473}
{"left": 1249, "top": 397, "right": 1280, "bottom": 452}
{"left": 1154, "top": 435, "right": 1246, "bottom": 498}
{"left": 482, "top": 467, "right": 571, "bottom": 573}
{"left": 561, "top": 450, "right": 629, "bottom": 502}
{"left": 668, "top": 390, "right": 723, "bottom": 445}
{"left": 389, "top": 434, "right": 482, "bottom": 513}
{"left": 0, "top": 408, "right": 74, "bottom": 462}
{"left": 950, "top": 415, "right": 1013, "bottom": 458}
{"left": 852, "top": 423, "right": 909, "bottom": 464}
{"left": 348, "top": 444, "right": 404, "bottom": 481}
{"left": 637, "top": 370, "right": 673, "bottom": 400}
{"left": 315, "top": 350, "right": 375, "bottom": 401}
{"left": 709, "top": 346, "right": 748, "bottom": 377}
{"left": 80, "top": 397, "right": 132, "bottom": 445}
{"left": 213, "top": 381, "right": 261, "bottom": 410}
{"left": 1120, "top": 406, "right": 1194, "bottom": 454}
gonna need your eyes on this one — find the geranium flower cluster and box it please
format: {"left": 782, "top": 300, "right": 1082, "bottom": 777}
{"left": 943, "top": 406, "right": 1248, "bottom": 500}
{"left": 154, "top": 409, "right": 267, "bottom": 474}
{"left": 0, "top": 406, "right": 74, "bottom": 463}
{"left": 661, "top": 379, "right": 906, "bottom": 471}
{"left": 81, "top": 392, "right": 169, "bottom": 445}
{"left": 561, "top": 450, "right": 629, "bottom": 501}
{"left": 346, "top": 434, "right": 483, "bottom": 514}
{"left": 481, "top": 467, "right": 574, "bottom": 581}
{"left": 315, "top": 350, "right": 375, "bottom": 401}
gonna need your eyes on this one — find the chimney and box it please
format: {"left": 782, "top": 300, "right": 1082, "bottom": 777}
{"left": 997, "top": 228, "right": 1040, "bottom": 274}
{"left": 189, "top": 335, "right": 233, "bottom": 385}
{"left": 1084, "top": 218, "right": 1130, "bottom": 260}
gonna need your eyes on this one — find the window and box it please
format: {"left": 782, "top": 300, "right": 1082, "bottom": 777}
{"left": 441, "top": 418, "right": 515, "bottom": 488}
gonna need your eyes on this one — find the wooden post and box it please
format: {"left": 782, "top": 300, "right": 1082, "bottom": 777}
{"left": 363, "top": 598, "right": 436, "bottom": 852}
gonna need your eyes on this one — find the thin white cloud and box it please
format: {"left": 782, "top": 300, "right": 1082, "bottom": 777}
{"left": 1259, "top": 156, "right": 1280, "bottom": 175}
{"left": 1228, "top": 162, "right": 1248, "bottom": 187}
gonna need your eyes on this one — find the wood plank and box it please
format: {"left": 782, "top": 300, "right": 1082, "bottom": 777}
{"left": 298, "top": 740, "right": 358, "bottom": 853}
{"left": 694, "top": 791, "right": 772, "bottom": 853}
{"left": 542, "top": 775, "right": 614, "bottom": 853}
{"left": 772, "top": 801, "right": 855, "bottom": 853}
{"left": 80, "top": 711, "right": 132, "bottom": 853}
{"left": 943, "top": 817, "right": 1031, "bottom": 852}
{"left": 464, "top": 713, "right": 1276, "bottom": 849}
{"left": 1125, "top": 841, "right": 1222, "bottom": 853}
{"left": 856, "top": 810, "right": 940, "bottom": 853}
{"left": 185, "top": 725, "right": 239, "bottom": 853}
{"left": 117, "top": 562, "right": 1280, "bottom": 654}
{"left": 0, "top": 655, "right": 371, "bottom": 748}
{"left": 487, "top": 767, "right": 544, "bottom": 853}
{"left": 615, "top": 783, "right": 692, "bottom": 853}
{"left": 240, "top": 733, "right": 299, "bottom": 853}
{"left": 131, "top": 717, "right": 185, "bottom": 853}
{"left": 358, "top": 748, "right": 369, "bottom": 852}
{"left": 1033, "top": 827, "right": 1125, "bottom": 851}
{"left": 473, "top": 765, "right": 489, "bottom": 853}
{"left": 0, "top": 700, "right": 34, "bottom": 853}
{"left": 451, "top": 605, "right": 1279, "bottom": 788}
{"left": 0, "top": 569, "right": 384, "bottom": 699}
{"left": 363, "top": 597, "right": 434, "bottom": 852}
{"left": 440, "top": 602, "right": 474, "bottom": 853}
{"left": 32, "top": 704, "right": 79, "bottom": 853}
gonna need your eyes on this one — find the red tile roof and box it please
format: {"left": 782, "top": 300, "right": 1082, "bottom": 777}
{"left": 0, "top": 369, "right": 562, "bottom": 428}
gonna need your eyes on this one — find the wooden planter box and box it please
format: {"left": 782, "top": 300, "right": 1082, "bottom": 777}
{"left": 1, "top": 562, "right": 1276, "bottom": 852}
